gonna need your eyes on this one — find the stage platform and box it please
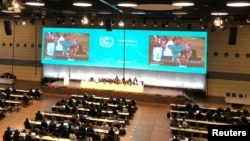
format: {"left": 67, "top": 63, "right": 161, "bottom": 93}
{"left": 40, "top": 80, "right": 186, "bottom": 104}
{"left": 50, "top": 80, "right": 181, "bottom": 96}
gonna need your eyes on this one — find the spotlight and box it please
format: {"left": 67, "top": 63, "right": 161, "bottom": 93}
{"left": 118, "top": 20, "right": 124, "bottom": 27}
{"left": 70, "top": 17, "right": 75, "bottom": 25}
{"left": 132, "top": 20, "right": 135, "bottom": 27}
{"left": 81, "top": 16, "right": 89, "bottom": 25}
{"left": 177, "top": 22, "right": 180, "bottom": 28}
{"left": 56, "top": 17, "right": 61, "bottom": 24}
{"left": 154, "top": 21, "right": 157, "bottom": 27}
{"left": 143, "top": 20, "right": 146, "bottom": 27}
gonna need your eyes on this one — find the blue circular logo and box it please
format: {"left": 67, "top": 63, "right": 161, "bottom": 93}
{"left": 99, "top": 36, "right": 114, "bottom": 48}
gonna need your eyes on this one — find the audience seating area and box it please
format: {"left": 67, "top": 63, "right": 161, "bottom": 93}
{"left": 169, "top": 102, "right": 250, "bottom": 141}
{"left": 0, "top": 87, "right": 43, "bottom": 121}
{"left": 3, "top": 92, "right": 137, "bottom": 141}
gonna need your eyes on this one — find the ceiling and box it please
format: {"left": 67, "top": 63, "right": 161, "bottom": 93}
{"left": 0, "top": 0, "right": 250, "bottom": 26}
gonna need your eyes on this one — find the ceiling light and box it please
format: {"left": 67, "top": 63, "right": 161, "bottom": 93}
{"left": 118, "top": 20, "right": 124, "bottom": 27}
{"left": 214, "top": 17, "right": 223, "bottom": 26}
{"left": 172, "top": 11, "right": 188, "bottom": 15}
{"left": 226, "top": 1, "right": 250, "bottom": 7}
{"left": 172, "top": 1, "right": 194, "bottom": 6}
{"left": 211, "top": 12, "right": 228, "bottom": 16}
{"left": 117, "top": 2, "right": 137, "bottom": 7}
{"left": 73, "top": 1, "right": 92, "bottom": 7}
{"left": 131, "top": 11, "right": 146, "bottom": 15}
{"left": 25, "top": 1, "right": 45, "bottom": 6}
{"left": 81, "top": 16, "right": 89, "bottom": 25}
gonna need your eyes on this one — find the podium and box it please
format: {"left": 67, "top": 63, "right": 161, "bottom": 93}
{"left": 63, "top": 76, "right": 69, "bottom": 86}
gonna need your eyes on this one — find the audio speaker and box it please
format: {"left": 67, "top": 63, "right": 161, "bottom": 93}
{"left": 105, "top": 19, "right": 112, "bottom": 31}
{"left": 187, "top": 24, "right": 191, "bottom": 30}
{"left": 228, "top": 27, "right": 237, "bottom": 45}
{"left": 3, "top": 20, "right": 12, "bottom": 35}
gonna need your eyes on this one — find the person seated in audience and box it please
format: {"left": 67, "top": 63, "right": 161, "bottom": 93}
{"left": 206, "top": 110, "right": 213, "bottom": 121}
{"left": 170, "top": 118, "right": 178, "bottom": 127}
{"left": 34, "top": 88, "right": 41, "bottom": 99}
{"left": 86, "top": 123, "right": 94, "bottom": 134}
{"left": 186, "top": 109, "right": 195, "bottom": 119}
{"left": 242, "top": 108, "right": 249, "bottom": 116}
{"left": 192, "top": 103, "right": 200, "bottom": 112}
{"left": 236, "top": 110, "right": 243, "bottom": 117}
{"left": 22, "top": 93, "right": 30, "bottom": 105}
{"left": 4, "top": 92, "right": 11, "bottom": 100}
{"left": 225, "top": 106, "right": 231, "bottom": 114}
{"left": 24, "top": 131, "right": 32, "bottom": 141}
{"left": 48, "top": 119, "right": 57, "bottom": 133}
{"left": 38, "top": 127, "right": 48, "bottom": 136}
{"left": 181, "top": 118, "right": 188, "bottom": 128}
{"left": 77, "top": 123, "right": 86, "bottom": 139}
{"left": 41, "top": 118, "right": 49, "bottom": 129}
{"left": 185, "top": 102, "right": 192, "bottom": 111}
{"left": 214, "top": 112, "right": 222, "bottom": 122}
{"left": 172, "top": 135, "right": 180, "bottom": 141}
{"left": 12, "top": 129, "right": 20, "bottom": 141}
{"left": 237, "top": 118, "right": 246, "bottom": 125}
{"left": 0, "top": 110, "right": 5, "bottom": 119}
{"left": 241, "top": 115, "right": 248, "bottom": 125}
{"left": 35, "top": 110, "right": 43, "bottom": 121}
{"left": 24, "top": 118, "right": 32, "bottom": 130}
{"left": 223, "top": 115, "right": 234, "bottom": 124}
{"left": 3, "top": 127, "right": 13, "bottom": 141}
{"left": 195, "top": 111, "right": 204, "bottom": 120}
{"left": 108, "top": 126, "right": 115, "bottom": 136}
{"left": 216, "top": 106, "right": 224, "bottom": 115}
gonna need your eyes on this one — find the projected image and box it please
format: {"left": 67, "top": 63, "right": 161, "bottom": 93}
{"left": 149, "top": 35, "right": 205, "bottom": 68}
{"left": 44, "top": 32, "right": 89, "bottom": 60}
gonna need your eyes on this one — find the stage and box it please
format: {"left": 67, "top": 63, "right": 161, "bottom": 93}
{"left": 49, "top": 80, "right": 181, "bottom": 96}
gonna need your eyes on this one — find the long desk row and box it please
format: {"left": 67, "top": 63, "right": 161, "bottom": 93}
{"left": 42, "top": 111, "right": 127, "bottom": 125}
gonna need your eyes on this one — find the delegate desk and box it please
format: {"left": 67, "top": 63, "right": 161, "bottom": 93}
{"left": 19, "top": 132, "right": 71, "bottom": 141}
{"left": 42, "top": 112, "right": 72, "bottom": 119}
{"left": 80, "top": 81, "right": 144, "bottom": 93}
{"left": 0, "top": 78, "right": 15, "bottom": 84}
{"left": 28, "top": 119, "right": 118, "bottom": 135}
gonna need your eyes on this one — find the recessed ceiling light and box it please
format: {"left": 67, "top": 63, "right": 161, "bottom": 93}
{"left": 211, "top": 12, "right": 228, "bottom": 16}
{"left": 172, "top": 11, "right": 188, "bottom": 15}
{"left": 131, "top": 11, "right": 146, "bottom": 15}
{"left": 25, "top": 1, "right": 45, "bottom": 6}
{"left": 117, "top": 2, "right": 137, "bottom": 7}
{"left": 98, "top": 11, "right": 112, "bottom": 14}
{"left": 2, "top": 10, "right": 15, "bottom": 13}
{"left": 226, "top": 1, "right": 250, "bottom": 7}
{"left": 172, "top": 1, "right": 194, "bottom": 6}
{"left": 73, "top": 1, "right": 92, "bottom": 7}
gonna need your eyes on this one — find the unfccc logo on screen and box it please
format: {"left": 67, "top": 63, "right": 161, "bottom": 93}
{"left": 99, "top": 36, "right": 114, "bottom": 48}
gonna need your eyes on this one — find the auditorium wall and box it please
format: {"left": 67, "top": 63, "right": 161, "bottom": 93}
{"left": 0, "top": 19, "right": 250, "bottom": 97}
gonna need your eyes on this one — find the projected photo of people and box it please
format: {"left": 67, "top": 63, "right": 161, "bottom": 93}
{"left": 44, "top": 32, "right": 89, "bottom": 61}
{"left": 149, "top": 35, "right": 205, "bottom": 68}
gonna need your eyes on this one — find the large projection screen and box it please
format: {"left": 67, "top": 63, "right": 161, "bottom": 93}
{"left": 42, "top": 27, "right": 207, "bottom": 90}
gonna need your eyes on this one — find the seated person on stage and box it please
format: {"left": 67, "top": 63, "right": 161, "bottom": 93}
{"left": 127, "top": 77, "right": 132, "bottom": 85}
{"left": 114, "top": 76, "right": 121, "bottom": 84}
{"left": 133, "top": 77, "right": 138, "bottom": 85}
